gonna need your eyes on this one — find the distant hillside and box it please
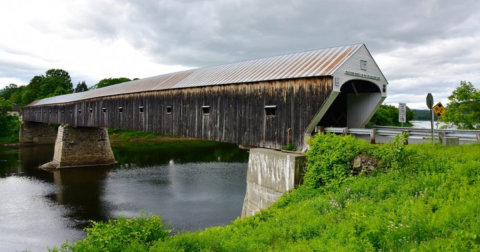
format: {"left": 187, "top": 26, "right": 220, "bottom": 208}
{"left": 411, "top": 109, "right": 432, "bottom": 120}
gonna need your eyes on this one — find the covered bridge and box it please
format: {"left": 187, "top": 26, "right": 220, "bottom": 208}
{"left": 23, "top": 44, "right": 387, "bottom": 150}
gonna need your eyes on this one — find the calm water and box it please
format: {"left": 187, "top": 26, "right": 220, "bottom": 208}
{"left": 0, "top": 141, "right": 249, "bottom": 252}
{"left": 410, "top": 120, "right": 449, "bottom": 129}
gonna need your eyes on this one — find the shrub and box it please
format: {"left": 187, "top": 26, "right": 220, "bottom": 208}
{"left": 50, "top": 212, "right": 171, "bottom": 252}
{"left": 304, "top": 132, "right": 411, "bottom": 190}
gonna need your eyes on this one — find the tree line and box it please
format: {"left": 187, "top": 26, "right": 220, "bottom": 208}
{"left": 0, "top": 69, "right": 135, "bottom": 108}
{"left": 0, "top": 69, "right": 135, "bottom": 142}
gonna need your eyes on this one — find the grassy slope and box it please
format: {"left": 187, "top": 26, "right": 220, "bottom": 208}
{"left": 52, "top": 136, "right": 480, "bottom": 252}
{"left": 152, "top": 143, "right": 480, "bottom": 251}
{"left": 107, "top": 128, "right": 185, "bottom": 142}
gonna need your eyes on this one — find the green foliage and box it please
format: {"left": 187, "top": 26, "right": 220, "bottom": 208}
{"left": 0, "top": 83, "right": 18, "bottom": 100}
{"left": 92, "top": 77, "right": 131, "bottom": 89}
{"left": 282, "top": 143, "right": 297, "bottom": 151}
{"left": 45, "top": 69, "right": 73, "bottom": 92}
{"left": 108, "top": 128, "right": 174, "bottom": 141}
{"left": 24, "top": 75, "right": 45, "bottom": 104}
{"left": 74, "top": 81, "right": 88, "bottom": 93}
{"left": 0, "top": 98, "right": 20, "bottom": 142}
{"left": 51, "top": 137, "right": 480, "bottom": 251}
{"left": 368, "top": 104, "right": 414, "bottom": 127}
{"left": 411, "top": 109, "right": 433, "bottom": 120}
{"left": 1, "top": 69, "right": 74, "bottom": 108}
{"left": 49, "top": 212, "right": 170, "bottom": 252}
{"left": 304, "top": 133, "right": 409, "bottom": 190}
{"left": 441, "top": 81, "right": 480, "bottom": 129}
{"left": 0, "top": 97, "right": 13, "bottom": 114}
{"left": 39, "top": 76, "right": 71, "bottom": 98}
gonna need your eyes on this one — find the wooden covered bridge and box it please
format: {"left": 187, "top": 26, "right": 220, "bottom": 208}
{"left": 22, "top": 44, "right": 387, "bottom": 168}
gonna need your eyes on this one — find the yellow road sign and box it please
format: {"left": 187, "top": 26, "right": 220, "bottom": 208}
{"left": 433, "top": 102, "right": 446, "bottom": 117}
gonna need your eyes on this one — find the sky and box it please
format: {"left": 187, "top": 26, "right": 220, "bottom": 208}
{"left": 1, "top": 0, "right": 479, "bottom": 109}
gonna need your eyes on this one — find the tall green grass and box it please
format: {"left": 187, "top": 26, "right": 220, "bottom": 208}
{"left": 50, "top": 134, "right": 480, "bottom": 251}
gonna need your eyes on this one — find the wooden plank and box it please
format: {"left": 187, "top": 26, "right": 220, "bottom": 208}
{"left": 21, "top": 77, "right": 334, "bottom": 149}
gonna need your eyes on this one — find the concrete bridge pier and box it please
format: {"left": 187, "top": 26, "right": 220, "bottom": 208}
{"left": 241, "top": 148, "right": 306, "bottom": 218}
{"left": 19, "top": 121, "right": 57, "bottom": 145}
{"left": 40, "top": 124, "right": 116, "bottom": 169}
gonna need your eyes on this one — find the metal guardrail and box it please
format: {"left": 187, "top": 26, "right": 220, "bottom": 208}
{"left": 321, "top": 126, "right": 480, "bottom": 144}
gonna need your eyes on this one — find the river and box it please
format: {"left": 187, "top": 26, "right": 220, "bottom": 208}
{"left": 0, "top": 141, "right": 249, "bottom": 252}
{"left": 410, "top": 120, "right": 451, "bottom": 129}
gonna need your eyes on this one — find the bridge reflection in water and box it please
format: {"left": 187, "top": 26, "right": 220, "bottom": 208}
{"left": 0, "top": 141, "right": 248, "bottom": 252}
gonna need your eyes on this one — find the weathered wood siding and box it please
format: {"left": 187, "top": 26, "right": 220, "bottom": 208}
{"left": 23, "top": 77, "right": 333, "bottom": 149}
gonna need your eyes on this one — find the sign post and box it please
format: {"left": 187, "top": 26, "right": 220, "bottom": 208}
{"left": 398, "top": 103, "right": 406, "bottom": 127}
{"left": 426, "top": 93, "right": 434, "bottom": 143}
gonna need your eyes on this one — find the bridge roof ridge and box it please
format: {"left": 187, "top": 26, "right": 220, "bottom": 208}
{"left": 26, "top": 44, "right": 364, "bottom": 107}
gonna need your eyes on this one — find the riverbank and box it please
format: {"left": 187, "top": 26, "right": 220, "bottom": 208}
{"left": 1, "top": 127, "right": 197, "bottom": 146}
{"left": 50, "top": 134, "right": 480, "bottom": 251}
{"left": 107, "top": 128, "right": 195, "bottom": 143}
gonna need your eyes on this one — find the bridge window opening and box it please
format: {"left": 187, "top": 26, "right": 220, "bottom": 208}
{"left": 78, "top": 109, "right": 81, "bottom": 114}
{"left": 62, "top": 110, "right": 64, "bottom": 114}
{"left": 139, "top": 106, "right": 144, "bottom": 113}
{"left": 89, "top": 108, "right": 93, "bottom": 113}
{"left": 265, "top": 105, "right": 276, "bottom": 117}
{"left": 383, "top": 84, "right": 386, "bottom": 93}
{"left": 119, "top": 107, "right": 123, "bottom": 113}
{"left": 166, "top": 106, "right": 172, "bottom": 114}
{"left": 202, "top": 106, "right": 210, "bottom": 115}
{"left": 102, "top": 108, "right": 106, "bottom": 113}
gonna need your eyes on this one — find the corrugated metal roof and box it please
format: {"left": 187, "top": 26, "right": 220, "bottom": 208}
{"left": 27, "top": 44, "right": 363, "bottom": 106}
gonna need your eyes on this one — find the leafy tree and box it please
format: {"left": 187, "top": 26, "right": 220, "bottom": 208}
{"left": 441, "top": 81, "right": 480, "bottom": 129}
{"left": 0, "top": 97, "right": 13, "bottom": 114}
{"left": 75, "top": 81, "right": 88, "bottom": 93}
{"left": 0, "top": 69, "right": 75, "bottom": 109}
{"left": 411, "top": 109, "right": 431, "bottom": 120}
{"left": 45, "top": 69, "right": 73, "bottom": 92}
{"left": 22, "top": 90, "right": 36, "bottom": 106}
{"left": 39, "top": 77, "right": 70, "bottom": 98}
{"left": 28, "top": 75, "right": 45, "bottom": 94}
{"left": 367, "top": 104, "right": 414, "bottom": 127}
{"left": 0, "top": 83, "right": 18, "bottom": 100}
{"left": 0, "top": 97, "right": 20, "bottom": 142}
{"left": 27, "top": 69, "right": 74, "bottom": 99}
{"left": 9, "top": 86, "right": 25, "bottom": 105}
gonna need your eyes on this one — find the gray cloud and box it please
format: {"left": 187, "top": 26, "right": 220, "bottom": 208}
{"left": 83, "top": 0, "right": 478, "bottom": 67}
{"left": 3, "top": 0, "right": 480, "bottom": 108}
{"left": 0, "top": 60, "right": 45, "bottom": 85}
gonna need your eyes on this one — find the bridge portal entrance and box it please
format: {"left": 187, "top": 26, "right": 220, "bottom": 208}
{"left": 318, "top": 80, "right": 383, "bottom": 128}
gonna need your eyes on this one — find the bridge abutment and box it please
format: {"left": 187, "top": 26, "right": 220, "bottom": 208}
{"left": 19, "top": 121, "right": 57, "bottom": 145}
{"left": 40, "top": 125, "right": 116, "bottom": 169}
{"left": 241, "top": 148, "right": 306, "bottom": 218}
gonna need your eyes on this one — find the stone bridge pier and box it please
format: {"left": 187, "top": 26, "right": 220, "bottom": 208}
{"left": 19, "top": 121, "right": 57, "bottom": 145}
{"left": 33, "top": 124, "right": 117, "bottom": 169}
{"left": 241, "top": 149, "right": 306, "bottom": 217}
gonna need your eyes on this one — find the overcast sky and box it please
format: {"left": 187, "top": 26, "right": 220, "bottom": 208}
{"left": 1, "top": 0, "right": 479, "bottom": 109}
